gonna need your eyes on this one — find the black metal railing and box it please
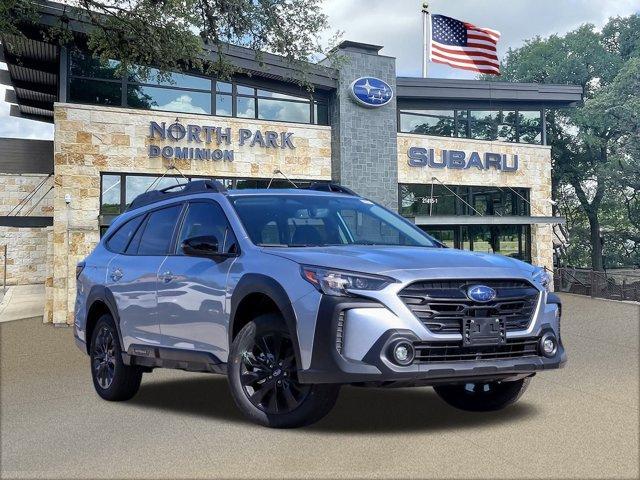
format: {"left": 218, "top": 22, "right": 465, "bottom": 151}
{"left": 554, "top": 267, "right": 640, "bottom": 302}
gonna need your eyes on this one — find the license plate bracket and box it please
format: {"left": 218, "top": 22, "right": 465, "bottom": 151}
{"left": 463, "top": 317, "right": 506, "bottom": 346}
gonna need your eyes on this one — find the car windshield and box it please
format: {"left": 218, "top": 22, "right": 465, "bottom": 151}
{"left": 230, "top": 194, "right": 438, "bottom": 248}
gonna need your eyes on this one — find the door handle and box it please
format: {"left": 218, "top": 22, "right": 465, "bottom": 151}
{"left": 110, "top": 268, "right": 123, "bottom": 282}
{"left": 160, "top": 270, "right": 174, "bottom": 283}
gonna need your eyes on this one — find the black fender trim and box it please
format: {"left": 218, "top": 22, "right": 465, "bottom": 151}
{"left": 229, "top": 274, "right": 302, "bottom": 369}
{"left": 85, "top": 285, "right": 124, "bottom": 356}
{"left": 547, "top": 292, "right": 562, "bottom": 305}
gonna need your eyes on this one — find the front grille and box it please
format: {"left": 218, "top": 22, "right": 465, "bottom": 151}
{"left": 414, "top": 338, "right": 539, "bottom": 363}
{"left": 399, "top": 279, "right": 539, "bottom": 334}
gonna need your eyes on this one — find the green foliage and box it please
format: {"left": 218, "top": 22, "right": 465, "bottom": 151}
{"left": 2, "top": 0, "right": 334, "bottom": 88}
{"left": 485, "top": 15, "right": 640, "bottom": 269}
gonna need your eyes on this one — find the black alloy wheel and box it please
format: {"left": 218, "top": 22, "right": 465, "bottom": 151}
{"left": 239, "top": 332, "right": 311, "bottom": 414}
{"left": 91, "top": 325, "right": 116, "bottom": 389}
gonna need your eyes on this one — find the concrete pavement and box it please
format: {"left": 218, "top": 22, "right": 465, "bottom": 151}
{"left": 0, "top": 284, "right": 45, "bottom": 323}
{"left": 1, "top": 294, "right": 638, "bottom": 479}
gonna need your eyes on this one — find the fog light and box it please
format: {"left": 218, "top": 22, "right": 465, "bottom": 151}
{"left": 540, "top": 333, "right": 557, "bottom": 358}
{"left": 391, "top": 341, "right": 414, "bottom": 366}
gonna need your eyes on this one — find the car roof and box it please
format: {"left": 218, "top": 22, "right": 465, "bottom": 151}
{"left": 226, "top": 188, "right": 355, "bottom": 198}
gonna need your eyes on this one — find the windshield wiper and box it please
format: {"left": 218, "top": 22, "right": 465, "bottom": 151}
{"left": 257, "top": 243, "right": 289, "bottom": 247}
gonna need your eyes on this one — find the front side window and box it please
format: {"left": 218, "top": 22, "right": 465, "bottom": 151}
{"left": 177, "top": 202, "right": 237, "bottom": 254}
{"left": 230, "top": 195, "right": 437, "bottom": 248}
{"left": 137, "top": 205, "right": 182, "bottom": 255}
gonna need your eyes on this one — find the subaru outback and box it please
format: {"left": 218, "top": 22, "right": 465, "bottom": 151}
{"left": 74, "top": 180, "right": 565, "bottom": 428}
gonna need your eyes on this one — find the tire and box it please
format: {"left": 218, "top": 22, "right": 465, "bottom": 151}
{"left": 89, "top": 313, "right": 143, "bottom": 401}
{"left": 433, "top": 377, "right": 531, "bottom": 412}
{"left": 228, "top": 314, "right": 340, "bottom": 428}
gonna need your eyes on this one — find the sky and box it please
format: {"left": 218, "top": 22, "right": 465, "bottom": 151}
{"left": 1, "top": 0, "right": 639, "bottom": 140}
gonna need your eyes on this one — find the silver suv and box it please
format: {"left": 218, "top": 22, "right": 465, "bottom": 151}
{"left": 74, "top": 180, "right": 565, "bottom": 428}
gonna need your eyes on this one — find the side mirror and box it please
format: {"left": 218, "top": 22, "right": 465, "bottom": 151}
{"left": 181, "top": 235, "right": 220, "bottom": 257}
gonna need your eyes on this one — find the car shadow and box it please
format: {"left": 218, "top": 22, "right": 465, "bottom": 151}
{"left": 129, "top": 375, "right": 540, "bottom": 433}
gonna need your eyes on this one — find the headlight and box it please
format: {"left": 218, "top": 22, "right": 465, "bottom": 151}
{"left": 300, "top": 265, "right": 395, "bottom": 297}
{"left": 532, "top": 267, "right": 552, "bottom": 292}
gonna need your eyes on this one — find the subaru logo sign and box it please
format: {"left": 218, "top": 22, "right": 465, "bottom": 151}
{"left": 349, "top": 77, "right": 393, "bottom": 107}
{"left": 467, "top": 285, "right": 497, "bottom": 303}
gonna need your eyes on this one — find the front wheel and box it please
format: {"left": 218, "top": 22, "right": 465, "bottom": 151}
{"left": 228, "top": 314, "right": 340, "bottom": 428}
{"left": 434, "top": 377, "right": 531, "bottom": 412}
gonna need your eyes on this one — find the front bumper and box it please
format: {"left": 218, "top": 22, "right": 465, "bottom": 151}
{"left": 298, "top": 295, "right": 566, "bottom": 385}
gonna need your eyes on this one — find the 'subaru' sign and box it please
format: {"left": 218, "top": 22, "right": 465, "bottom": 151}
{"left": 408, "top": 147, "right": 518, "bottom": 172}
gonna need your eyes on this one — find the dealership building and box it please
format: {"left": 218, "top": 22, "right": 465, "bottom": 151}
{"left": 0, "top": 1, "right": 582, "bottom": 324}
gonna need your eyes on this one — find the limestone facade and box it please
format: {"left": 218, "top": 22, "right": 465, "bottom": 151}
{"left": 0, "top": 173, "right": 53, "bottom": 286}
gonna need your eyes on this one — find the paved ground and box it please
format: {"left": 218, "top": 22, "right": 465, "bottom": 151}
{"left": 0, "top": 284, "right": 45, "bottom": 323}
{"left": 1, "top": 294, "right": 638, "bottom": 479}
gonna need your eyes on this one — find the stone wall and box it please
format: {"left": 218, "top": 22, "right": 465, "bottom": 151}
{"left": 397, "top": 134, "right": 554, "bottom": 271}
{"left": 0, "top": 173, "right": 53, "bottom": 286}
{"left": 51, "top": 103, "right": 332, "bottom": 324}
{"left": 324, "top": 48, "right": 398, "bottom": 209}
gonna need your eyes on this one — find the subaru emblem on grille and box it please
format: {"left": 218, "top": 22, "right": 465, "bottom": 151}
{"left": 467, "top": 285, "right": 497, "bottom": 303}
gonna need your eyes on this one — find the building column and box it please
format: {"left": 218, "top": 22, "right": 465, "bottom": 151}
{"left": 323, "top": 42, "right": 399, "bottom": 209}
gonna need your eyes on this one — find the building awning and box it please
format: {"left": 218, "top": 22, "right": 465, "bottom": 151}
{"left": 413, "top": 215, "right": 566, "bottom": 226}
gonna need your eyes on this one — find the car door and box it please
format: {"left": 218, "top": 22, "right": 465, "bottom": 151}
{"left": 156, "top": 200, "right": 239, "bottom": 358}
{"left": 107, "top": 203, "right": 184, "bottom": 351}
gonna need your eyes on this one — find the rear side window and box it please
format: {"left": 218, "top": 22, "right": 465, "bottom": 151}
{"left": 137, "top": 205, "right": 182, "bottom": 255}
{"left": 106, "top": 215, "right": 144, "bottom": 253}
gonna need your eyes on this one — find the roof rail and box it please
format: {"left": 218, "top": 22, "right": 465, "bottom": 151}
{"left": 126, "top": 180, "right": 227, "bottom": 211}
{"left": 308, "top": 182, "right": 358, "bottom": 196}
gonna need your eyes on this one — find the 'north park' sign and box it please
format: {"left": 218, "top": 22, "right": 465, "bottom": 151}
{"left": 148, "top": 120, "right": 295, "bottom": 162}
{"left": 408, "top": 147, "right": 518, "bottom": 172}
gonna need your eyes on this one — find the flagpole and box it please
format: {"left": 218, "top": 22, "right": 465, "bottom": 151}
{"left": 422, "top": 2, "right": 430, "bottom": 77}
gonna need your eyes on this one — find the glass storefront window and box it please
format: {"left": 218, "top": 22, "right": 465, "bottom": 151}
{"left": 314, "top": 102, "right": 329, "bottom": 125}
{"left": 101, "top": 175, "right": 121, "bottom": 214}
{"left": 400, "top": 110, "right": 455, "bottom": 137}
{"left": 236, "top": 97, "right": 256, "bottom": 118}
{"left": 257, "top": 98, "right": 310, "bottom": 123}
{"left": 400, "top": 108, "right": 542, "bottom": 145}
{"left": 69, "top": 78, "right": 122, "bottom": 106}
{"left": 67, "top": 49, "right": 328, "bottom": 125}
{"left": 400, "top": 184, "right": 530, "bottom": 218}
{"left": 518, "top": 111, "right": 542, "bottom": 144}
{"left": 127, "top": 85, "right": 211, "bottom": 114}
{"left": 125, "top": 176, "right": 184, "bottom": 207}
{"left": 70, "top": 49, "right": 121, "bottom": 79}
{"left": 128, "top": 67, "right": 211, "bottom": 90}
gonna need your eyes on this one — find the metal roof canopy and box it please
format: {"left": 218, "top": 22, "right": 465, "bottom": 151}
{"left": 413, "top": 215, "right": 566, "bottom": 226}
{"left": 396, "top": 77, "right": 583, "bottom": 108}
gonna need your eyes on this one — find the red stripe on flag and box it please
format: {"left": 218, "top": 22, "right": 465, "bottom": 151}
{"left": 431, "top": 56, "right": 500, "bottom": 75}
{"left": 432, "top": 43, "right": 498, "bottom": 61}
{"left": 431, "top": 52, "right": 501, "bottom": 74}
{"left": 431, "top": 51, "right": 500, "bottom": 69}
{"left": 467, "top": 33, "right": 498, "bottom": 44}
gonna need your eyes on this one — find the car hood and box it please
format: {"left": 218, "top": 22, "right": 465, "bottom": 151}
{"left": 261, "top": 245, "right": 538, "bottom": 281}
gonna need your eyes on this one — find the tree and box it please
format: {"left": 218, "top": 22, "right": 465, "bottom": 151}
{"left": 487, "top": 16, "right": 640, "bottom": 270}
{"left": 1, "top": 0, "right": 333, "bottom": 86}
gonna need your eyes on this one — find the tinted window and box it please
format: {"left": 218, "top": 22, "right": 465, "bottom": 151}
{"left": 230, "top": 195, "right": 437, "bottom": 248}
{"left": 69, "top": 78, "right": 122, "bottom": 106}
{"left": 178, "top": 202, "right": 237, "bottom": 254}
{"left": 106, "top": 216, "right": 144, "bottom": 253}
{"left": 138, "top": 205, "right": 182, "bottom": 255}
{"left": 127, "top": 86, "right": 211, "bottom": 114}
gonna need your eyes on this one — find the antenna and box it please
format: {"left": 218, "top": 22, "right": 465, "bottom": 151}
{"left": 267, "top": 169, "right": 299, "bottom": 189}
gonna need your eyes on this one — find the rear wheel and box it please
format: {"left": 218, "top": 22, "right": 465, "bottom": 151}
{"left": 90, "top": 314, "right": 142, "bottom": 401}
{"left": 434, "top": 377, "right": 531, "bottom": 412}
{"left": 228, "top": 314, "right": 340, "bottom": 428}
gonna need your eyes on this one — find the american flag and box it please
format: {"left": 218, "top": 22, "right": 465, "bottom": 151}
{"left": 429, "top": 14, "right": 501, "bottom": 75}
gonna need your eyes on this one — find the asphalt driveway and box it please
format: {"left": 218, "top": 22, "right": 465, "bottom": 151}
{"left": 1, "top": 294, "right": 638, "bottom": 479}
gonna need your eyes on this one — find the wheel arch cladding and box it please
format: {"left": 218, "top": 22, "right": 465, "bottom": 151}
{"left": 85, "top": 285, "right": 124, "bottom": 354}
{"left": 229, "top": 274, "right": 302, "bottom": 367}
